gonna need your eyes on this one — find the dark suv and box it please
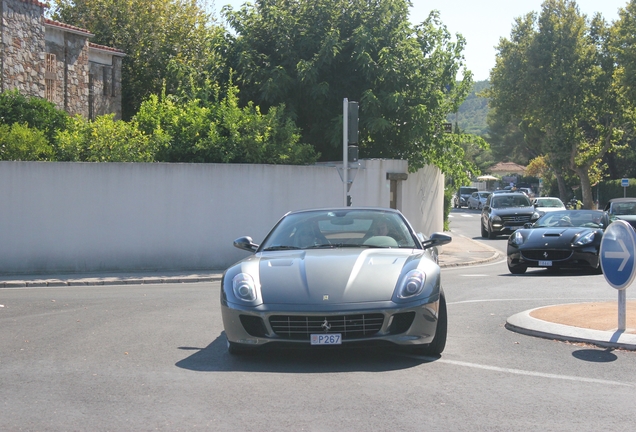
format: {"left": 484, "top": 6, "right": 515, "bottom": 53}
{"left": 453, "top": 186, "right": 479, "bottom": 208}
{"left": 481, "top": 193, "right": 539, "bottom": 239}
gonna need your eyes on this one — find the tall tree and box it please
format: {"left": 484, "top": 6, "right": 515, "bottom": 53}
{"left": 487, "top": 0, "right": 626, "bottom": 208}
{"left": 223, "top": 0, "right": 479, "bottom": 179}
{"left": 51, "top": 0, "right": 225, "bottom": 120}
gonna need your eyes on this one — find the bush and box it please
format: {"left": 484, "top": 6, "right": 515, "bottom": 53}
{"left": 0, "top": 123, "right": 55, "bottom": 161}
{"left": 0, "top": 90, "right": 68, "bottom": 145}
{"left": 55, "top": 115, "right": 160, "bottom": 162}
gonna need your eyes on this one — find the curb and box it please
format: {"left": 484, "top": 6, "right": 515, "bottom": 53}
{"left": 0, "top": 274, "right": 223, "bottom": 288}
{"left": 506, "top": 308, "right": 636, "bottom": 351}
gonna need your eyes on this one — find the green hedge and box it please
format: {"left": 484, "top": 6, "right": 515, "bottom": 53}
{"left": 596, "top": 179, "right": 636, "bottom": 208}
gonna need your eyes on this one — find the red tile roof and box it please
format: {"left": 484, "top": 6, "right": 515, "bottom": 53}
{"left": 89, "top": 42, "right": 126, "bottom": 56}
{"left": 43, "top": 18, "right": 94, "bottom": 37}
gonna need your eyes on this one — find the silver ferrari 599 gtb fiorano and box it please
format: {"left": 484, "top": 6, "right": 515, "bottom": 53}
{"left": 221, "top": 207, "right": 452, "bottom": 355}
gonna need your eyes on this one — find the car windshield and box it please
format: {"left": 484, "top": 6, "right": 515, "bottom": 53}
{"left": 536, "top": 198, "right": 563, "bottom": 208}
{"left": 534, "top": 210, "right": 605, "bottom": 228}
{"left": 490, "top": 195, "right": 531, "bottom": 208}
{"left": 260, "top": 210, "right": 418, "bottom": 250}
{"left": 610, "top": 202, "right": 636, "bottom": 215}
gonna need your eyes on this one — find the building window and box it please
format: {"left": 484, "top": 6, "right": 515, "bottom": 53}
{"left": 88, "top": 73, "right": 94, "bottom": 120}
{"left": 45, "top": 53, "right": 56, "bottom": 102}
{"left": 102, "top": 67, "right": 110, "bottom": 96}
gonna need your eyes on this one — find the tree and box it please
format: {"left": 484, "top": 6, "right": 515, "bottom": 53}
{"left": 51, "top": 0, "right": 226, "bottom": 120}
{"left": 223, "top": 0, "right": 478, "bottom": 180}
{"left": 487, "top": 0, "right": 626, "bottom": 208}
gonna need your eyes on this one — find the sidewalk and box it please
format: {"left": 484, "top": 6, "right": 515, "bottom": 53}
{"left": 1, "top": 233, "right": 635, "bottom": 350}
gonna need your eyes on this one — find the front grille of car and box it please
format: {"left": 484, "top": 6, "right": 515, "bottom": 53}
{"left": 502, "top": 214, "right": 533, "bottom": 225}
{"left": 522, "top": 250, "right": 573, "bottom": 261}
{"left": 269, "top": 314, "right": 385, "bottom": 340}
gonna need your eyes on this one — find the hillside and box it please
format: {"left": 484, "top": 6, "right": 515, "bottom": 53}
{"left": 448, "top": 80, "right": 490, "bottom": 136}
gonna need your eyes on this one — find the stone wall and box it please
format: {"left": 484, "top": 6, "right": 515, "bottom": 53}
{"left": 0, "top": 0, "right": 46, "bottom": 96}
{"left": 1, "top": 0, "right": 124, "bottom": 119}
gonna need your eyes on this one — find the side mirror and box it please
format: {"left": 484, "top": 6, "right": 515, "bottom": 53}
{"left": 421, "top": 232, "right": 452, "bottom": 250}
{"left": 233, "top": 236, "right": 259, "bottom": 253}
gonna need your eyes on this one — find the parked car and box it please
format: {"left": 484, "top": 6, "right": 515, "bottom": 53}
{"left": 222, "top": 207, "right": 452, "bottom": 355}
{"left": 517, "top": 187, "right": 535, "bottom": 198}
{"left": 481, "top": 192, "right": 540, "bottom": 239}
{"left": 507, "top": 210, "right": 609, "bottom": 274}
{"left": 533, "top": 197, "right": 566, "bottom": 214}
{"left": 453, "top": 186, "right": 479, "bottom": 208}
{"left": 468, "top": 191, "right": 491, "bottom": 210}
{"left": 603, "top": 198, "right": 636, "bottom": 230}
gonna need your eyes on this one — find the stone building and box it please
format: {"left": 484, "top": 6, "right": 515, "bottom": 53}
{"left": 1, "top": 0, "right": 125, "bottom": 119}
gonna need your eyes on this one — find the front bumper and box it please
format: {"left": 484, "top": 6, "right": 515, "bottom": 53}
{"left": 221, "top": 298, "right": 440, "bottom": 349}
{"left": 507, "top": 245, "right": 600, "bottom": 269}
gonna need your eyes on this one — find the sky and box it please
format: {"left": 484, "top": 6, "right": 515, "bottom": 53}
{"left": 211, "top": 0, "right": 629, "bottom": 81}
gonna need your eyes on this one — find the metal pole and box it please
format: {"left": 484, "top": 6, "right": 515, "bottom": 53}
{"left": 618, "top": 289, "right": 626, "bottom": 331}
{"left": 343, "top": 98, "right": 348, "bottom": 206}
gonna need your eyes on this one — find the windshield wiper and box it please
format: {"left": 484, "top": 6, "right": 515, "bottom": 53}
{"left": 262, "top": 245, "right": 301, "bottom": 251}
{"left": 305, "top": 244, "right": 336, "bottom": 249}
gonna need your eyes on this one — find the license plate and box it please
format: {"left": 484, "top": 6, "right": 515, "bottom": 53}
{"left": 310, "top": 334, "right": 342, "bottom": 345}
{"left": 539, "top": 260, "right": 552, "bottom": 266}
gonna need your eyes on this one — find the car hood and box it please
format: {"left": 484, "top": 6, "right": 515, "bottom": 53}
{"left": 244, "top": 248, "right": 428, "bottom": 304}
{"left": 490, "top": 206, "right": 535, "bottom": 216}
{"left": 520, "top": 227, "right": 598, "bottom": 246}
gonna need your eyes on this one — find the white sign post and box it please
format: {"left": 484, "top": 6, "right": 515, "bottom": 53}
{"left": 342, "top": 98, "right": 348, "bottom": 207}
{"left": 600, "top": 220, "right": 636, "bottom": 330}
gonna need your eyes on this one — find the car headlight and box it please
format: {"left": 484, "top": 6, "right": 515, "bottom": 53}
{"left": 397, "top": 270, "right": 426, "bottom": 299}
{"left": 492, "top": 215, "right": 502, "bottom": 223}
{"left": 511, "top": 231, "right": 525, "bottom": 246}
{"left": 532, "top": 212, "right": 541, "bottom": 220}
{"left": 574, "top": 232, "right": 595, "bottom": 246}
{"left": 232, "top": 273, "right": 257, "bottom": 302}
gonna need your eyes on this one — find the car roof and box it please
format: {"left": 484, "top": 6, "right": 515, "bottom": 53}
{"left": 607, "top": 198, "right": 636, "bottom": 203}
{"left": 285, "top": 207, "right": 403, "bottom": 216}
{"left": 535, "top": 197, "right": 563, "bottom": 202}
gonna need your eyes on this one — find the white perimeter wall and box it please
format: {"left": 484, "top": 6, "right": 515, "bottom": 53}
{"left": 0, "top": 160, "right": 444, "bottom": 274}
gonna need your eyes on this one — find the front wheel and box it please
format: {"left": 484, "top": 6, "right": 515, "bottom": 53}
{"left": 508, "top": 262, "right": 527, "bottom": 274}
{"left": 481, "top": 222, "right": 488, "bottom": 238}
{"left": 410, "top": 292, "right": 447, "bottom": 356}
{"left": 487, "top": 225, "right": 496, "bottom": 239}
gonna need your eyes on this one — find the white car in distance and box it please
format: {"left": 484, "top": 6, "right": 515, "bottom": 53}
{"left": 533, "top": 197, "right": 566, "bottom": 214}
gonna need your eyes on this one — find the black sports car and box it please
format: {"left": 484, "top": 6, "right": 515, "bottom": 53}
{"left": 507, "top": 210, "right": 609, "bottom": 274}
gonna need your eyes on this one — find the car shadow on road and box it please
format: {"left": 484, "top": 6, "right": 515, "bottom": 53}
{"left": 501, "top": 268, "right": 603, "bottom": 277}
{"left": 175, "top": 332, "right": 437, "bottom": 373}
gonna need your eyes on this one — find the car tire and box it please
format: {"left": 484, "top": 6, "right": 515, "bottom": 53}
{"left": 478, "top": 203, "right": 482, "bottom": 210}
{"left": 487, "top": 225, "right": 496, "bottom": 239}
{"left": 508, "top": 262, "right": 527, "bottom": 274}
{"left": 409, "top": 292, "right": 447, "bottom": 356}
{"left": 227, "top": 339, "right": 252, "bottom": 355}
{"left": 481, "top": 222, "right": 488, "bottom": 238}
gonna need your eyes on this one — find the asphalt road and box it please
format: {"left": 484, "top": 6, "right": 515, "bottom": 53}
{"left": 1, "top": 209, "right": 635, "bottom": 431}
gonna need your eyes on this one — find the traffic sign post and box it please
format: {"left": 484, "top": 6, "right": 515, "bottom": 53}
{"left": 600, "top": 220, "right": 636, "bottom": 330}
{"left": 621, "top": 178, "right": 629, "bottom": 197}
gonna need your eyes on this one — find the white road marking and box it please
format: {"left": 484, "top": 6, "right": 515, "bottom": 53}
{"left": 435, "top": 358, "right": 634, "bottom": 387}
